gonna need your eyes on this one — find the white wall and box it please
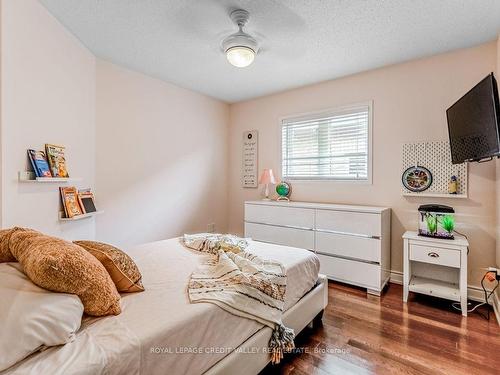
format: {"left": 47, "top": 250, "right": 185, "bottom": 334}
{"left": 95, "top": 60, "right": 229, "bottom": 246}
{"left": 0, "top": 1, "right": 229, "bottom": 246}
{"left": 0, "top": 0, "right": 96, "bottom": 239}
{"left": 228, "top": 42, "right": 498, "bottom": 288}
{"left": 0, "top": 0, "right": 3, "bottom": 229}
{"left": 497, "top": 35, "right": 500, "bottom": 269}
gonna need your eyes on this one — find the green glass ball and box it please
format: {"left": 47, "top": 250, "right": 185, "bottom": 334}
{"left": 276, "top": 182, "right": 291, "bottom": 197}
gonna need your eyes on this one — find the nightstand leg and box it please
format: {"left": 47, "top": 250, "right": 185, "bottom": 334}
{"left": 403, "top": 239, "right": 409, "bottom": 303}
{"left": 460, "top": 298, "right": 467, "bottom": 317}
{"left": 460, "top": 249, "right": 467, "bottom": 317}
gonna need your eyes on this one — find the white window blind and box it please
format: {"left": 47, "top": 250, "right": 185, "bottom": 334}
{"left": 281, "top": 104, "right": 371, "bottom": 181}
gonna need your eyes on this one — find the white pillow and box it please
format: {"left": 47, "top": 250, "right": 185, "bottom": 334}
{"left": 0, "top": 263, "right": 84, "bottom": 371}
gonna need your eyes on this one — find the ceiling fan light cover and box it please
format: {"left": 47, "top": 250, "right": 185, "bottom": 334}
{"left": 226, "top": 46, "right": 255, "bottom": 67}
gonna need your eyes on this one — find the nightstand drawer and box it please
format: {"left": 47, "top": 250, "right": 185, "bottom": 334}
{"left": 409, "top": 244, "right": 460, "bottom": 268}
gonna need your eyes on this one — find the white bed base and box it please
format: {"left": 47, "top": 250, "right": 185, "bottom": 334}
{"left": 204, "top": 275, "right": 329, "bottom": 375}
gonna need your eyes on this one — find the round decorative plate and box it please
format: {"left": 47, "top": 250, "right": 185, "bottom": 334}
{"left": 276, "top": 181, "right": 291, "bottom": 198}
{"left": 402, "top": 166, "right": 433, "bottom": 192}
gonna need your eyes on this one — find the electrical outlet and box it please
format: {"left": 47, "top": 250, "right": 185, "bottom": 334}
{"left": 487, "top": 267, "right": 500, "bottom": 281}
{"left": 207, "top": 223, "right": 215, "bottom": 233}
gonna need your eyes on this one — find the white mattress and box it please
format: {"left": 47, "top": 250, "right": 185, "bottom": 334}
{"left": 2, "top": 238, "right": 319, "bottom": 375}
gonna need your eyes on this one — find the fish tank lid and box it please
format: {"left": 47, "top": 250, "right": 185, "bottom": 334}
{"left": 418, "top": 204, "right": 455, "bottom": 213}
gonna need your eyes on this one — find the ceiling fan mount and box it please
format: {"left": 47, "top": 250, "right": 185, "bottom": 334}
{"left": 229, "top": 9, "right": 250, "bottom": 29}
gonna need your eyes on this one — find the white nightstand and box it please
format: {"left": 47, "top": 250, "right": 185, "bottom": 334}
{"left": 402, "top": 231, "right": 469, "bottom": 316}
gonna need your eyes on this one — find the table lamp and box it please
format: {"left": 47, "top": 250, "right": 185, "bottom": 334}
{"left": 258, "top": 169, "right": 276, "bottom": 200}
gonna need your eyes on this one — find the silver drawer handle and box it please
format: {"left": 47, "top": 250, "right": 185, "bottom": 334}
{"left": 316, "top": 228, "right": 380, "bottom": 239}
{"left": 427, "top": 252, "right": 440, "bottom": 258}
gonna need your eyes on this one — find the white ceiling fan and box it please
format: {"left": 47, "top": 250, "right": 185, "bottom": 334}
{"left": 221, "top": 9, "right": 259, "bottom": 68}
{"left": 171, "top": 1, "right": 307, "bottom": 69}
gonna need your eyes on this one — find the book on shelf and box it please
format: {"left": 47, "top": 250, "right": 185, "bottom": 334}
{"left": 59, "top": 187, "right": 68, "bottom": 218}
{"left": 60, "top": 187, "right": 98, "bottom": 218}
{"left": 60, "top": 186, "right": 83, "bottom": 218}
{"left": 77, "top": 189, "right": 97, "bottom": 214}
{"left": 27, "top": 150, "right": 38, "bottom": 177}
{"left": 27, "top": 149, "right": 52, "bottom": 178}
{"left": 45, "top": 144, "right": 69, "bottom": 178}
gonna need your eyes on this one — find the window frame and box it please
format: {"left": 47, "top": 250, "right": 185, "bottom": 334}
{"left": 277, "top": 101, "right": 373, "bottom": 184}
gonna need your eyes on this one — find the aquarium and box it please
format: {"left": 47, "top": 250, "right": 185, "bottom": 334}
{"left": 418, "top": 204, "right": 455, "bottom": 239}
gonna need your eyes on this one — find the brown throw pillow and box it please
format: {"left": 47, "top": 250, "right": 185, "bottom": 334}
{"left": 0, "top": 229, "right": 16, "bottom": 263}
{"left": 8, "top": 228, "right": 121, "bottom": 316}
{"left": 74, "top": 241, "right": 144, "bottom": 293}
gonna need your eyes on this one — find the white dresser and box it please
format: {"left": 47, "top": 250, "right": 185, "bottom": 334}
{"left": 244, "top": 201, "right": 391, "bottom": 295}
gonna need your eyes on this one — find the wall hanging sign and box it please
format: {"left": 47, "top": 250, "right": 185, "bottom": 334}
{"left": 242, "top": 130, "right": 258, "bottom": 188}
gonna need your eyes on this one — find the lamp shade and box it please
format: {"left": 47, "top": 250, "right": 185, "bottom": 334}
{"left": 259, "top": 169, "right": 276, "bottom": 185}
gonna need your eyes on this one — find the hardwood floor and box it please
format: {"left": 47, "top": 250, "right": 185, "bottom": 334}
{"left": 261, "top": 281, "right": 500, "bottom": 375}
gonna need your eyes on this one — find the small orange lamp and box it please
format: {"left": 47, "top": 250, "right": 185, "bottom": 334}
{"left": 258, "top": 169, "right": 276, "bottom": 200}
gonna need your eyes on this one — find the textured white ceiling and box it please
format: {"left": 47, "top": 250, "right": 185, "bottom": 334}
{"left": 40, "top": 0, "right": 500, "bottom": 103}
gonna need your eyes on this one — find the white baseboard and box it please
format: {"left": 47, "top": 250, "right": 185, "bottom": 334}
{"left": 389, "top": 270, "right": 500, "bottom": 325}
{"left": 389, "top": 270, "right": 403, "bottom": 285}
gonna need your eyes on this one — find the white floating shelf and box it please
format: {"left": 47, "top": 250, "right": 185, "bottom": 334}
{"left": 409, "top": 276, "right": 460, "bottom": 302}
{"left": 403, "top": 192, "right": 468, "bottom": 199}
{"left": 18, "top": 173, "right": 82, "bottom": 183}
{"left": 22, "top": 177, "right": 81, "bottom": 183}
{"left": 59, "top": 211, "right": 103, "bottom": 221}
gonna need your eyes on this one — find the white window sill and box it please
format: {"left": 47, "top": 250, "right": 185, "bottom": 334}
{"left": 283, "top": 178, "right": 373, "bottom": 185}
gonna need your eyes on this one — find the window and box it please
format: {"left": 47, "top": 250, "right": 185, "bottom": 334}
{"left": 281, "top": 103, "right": 371, "bottom": 181}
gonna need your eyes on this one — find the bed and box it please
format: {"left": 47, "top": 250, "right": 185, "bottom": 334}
{"left": 2, "top": 238, "right": 328, "bottom": 375}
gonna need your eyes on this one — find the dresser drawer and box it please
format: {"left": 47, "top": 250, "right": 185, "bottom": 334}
{"left": 244, "top": 204, "right": 314, "bottom": 229}
{"left": 315, "top": 231, "right": 381, "bottom": 263}
{"left": 315, "top": 209, "right": 381, "bottom": 237}
{"left": 317, "top": 254, "right": 380, "bottom": 289}
{"left": 244, "top": 222, "right": 314, "bottom": 250}
{"left": 409, "top": 244, "right": 460, "bottom": 268}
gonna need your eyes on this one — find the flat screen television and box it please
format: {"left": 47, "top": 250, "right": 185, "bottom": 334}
{"left": 447, "top": 73, "right": 500, "bottom": 164}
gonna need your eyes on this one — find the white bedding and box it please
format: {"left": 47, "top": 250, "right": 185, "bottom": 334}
{"left": 1, "top": 238, "right": 319, "bottom": 375}
{"left": 0, "top": 263, "right": 84, "bottom": 371}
